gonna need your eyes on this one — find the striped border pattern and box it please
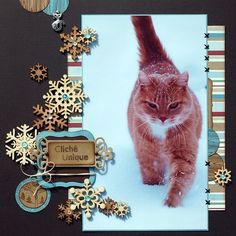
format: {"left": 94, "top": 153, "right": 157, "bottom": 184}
{"left": 67, "top": 54, "right": 83, "bottom": 132}
{"left": 208, "top": 26, "right": 225, "bottom": 211}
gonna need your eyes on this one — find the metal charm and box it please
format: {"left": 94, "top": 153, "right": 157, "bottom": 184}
{"left": 52, "top": 11, "right": 65, "bottom": 32}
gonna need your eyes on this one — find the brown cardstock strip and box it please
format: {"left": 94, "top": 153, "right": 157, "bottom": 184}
{"left": 208, "top": 78, "right": 213, "bottom": 129}
{"left": 46, "top": 140, "right": 96, "bottom": 167}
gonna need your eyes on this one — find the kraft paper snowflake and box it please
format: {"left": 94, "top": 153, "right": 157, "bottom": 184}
{"left": 5, "top": 124, "right": 37, "bottom": 165}
{"left": 43, "top": 74, "right": 87, "bottom": 119}
{"left": 69, "top": 179, "right": 105, "bottom": 219}
{"left": 33, "top": 104, "right": 67, "bottom": 131}
{"left": 30, "top": 63, "right": 47, "bottom": 83}
{"left": 99, "top": 197, "right": 116, "bottom": 217}
{"left": 59, "top": 26, "right": 97, "bottom": 60}
{"left": 58, "top": 200, "right": 81, "bottom": 224}
{"left": 215, "top": 167, "right": 232, "bottom": 187}
{"left": 113, "top": 202, "right": 130, "bottom": 219}
{"left": 81, "top": 27, "right": 97, "bottom": 45}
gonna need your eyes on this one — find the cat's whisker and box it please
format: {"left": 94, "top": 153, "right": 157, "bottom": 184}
{"left": 133, "top": 119, "right": 149, "bottom": 134}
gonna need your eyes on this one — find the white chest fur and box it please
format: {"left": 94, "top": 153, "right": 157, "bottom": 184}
{"left": 149, "top": 122, "right": 169, "bottom": 140}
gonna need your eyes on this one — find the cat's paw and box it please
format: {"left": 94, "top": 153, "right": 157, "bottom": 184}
{"left": 164, "top": 196, "right": 182, "bottom": 207}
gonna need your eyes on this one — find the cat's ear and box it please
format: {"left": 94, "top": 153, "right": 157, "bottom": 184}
{"left": 138, "top": 70, "right": 149, "bottom": 85}
{"left": 177, "top": 72, "right": 189, "bottom": 87}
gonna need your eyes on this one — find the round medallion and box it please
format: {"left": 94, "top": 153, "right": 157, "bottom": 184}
{"left": 43, "top": 0, "right": 69, "bottom": 15}
{"left": 208, "top": 128, "right": 220, "bottom": 156}
{"left": 19, "top": 0, "right": 49, "bottom": 13}
{"left": 208, "top": 153, "right": 224, "bottom": 181}
{"left": 15, "top": 178, "right": 51, "bottom": 213}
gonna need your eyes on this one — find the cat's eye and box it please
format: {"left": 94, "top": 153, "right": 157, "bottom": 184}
{"left": 169, "top": 102, "right": 179, "bottom": 109}
{"left": 146, "top": 102, "right": 158, "bottom": 109}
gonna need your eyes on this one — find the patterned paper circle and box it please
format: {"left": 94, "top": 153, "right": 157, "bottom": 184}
{"left": 208, "top": 128, "right": 220, "bottom": 156}
{"left": 208, "top": 153, "right": 224, "bottom": 181}
{"left": 19, "top": 0, "right": 49, "bottom": 13}
{"left": 15, "top": 178, "right": 51, "bottom": 213}
{"left": 43, "top": 0, "right": 69, "bottom": 15}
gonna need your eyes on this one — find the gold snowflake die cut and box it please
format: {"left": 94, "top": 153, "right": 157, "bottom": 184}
{"left": 215, "top": 167, "right": 232, "bottom": 187}
{"left": 33, "top": 104, "right": 67, "bottom": 131}
{"left": 113, "top": 202, "right": 130, "bottom": 219}
{"left": 69, "top": 179, "right": 105, "bottom": 219}
{"left": 43, "top": 74, "right": 87, "bottom": 119}
{"left": 30, "top": 63, "right": 48, "bottom": 82}
{"left": 81, "top": 27, "right": 97, "bottom": 45}
{"left": 58, "top": 200, "right": 81, "bottom": 224}
{"left": 99, "top": 198, "right": 130, "bottom": 219}
{"left": 5, "top": 124, "right": 37, "bottom": 165}
{"left": 99, "top": 197, "right": 116, "bottom": 217}
{"left": 59, "top": 26, "right": 97, "bottom": 60}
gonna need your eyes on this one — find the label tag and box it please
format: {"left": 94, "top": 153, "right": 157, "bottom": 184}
{"left": 46, "top": 140, "right": 96, "bottom": 167}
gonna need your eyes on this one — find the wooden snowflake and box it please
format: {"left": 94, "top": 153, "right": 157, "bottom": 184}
{"left": 43, "top": 74, "right": 87, "bottom": 119}
{"left": 30, "top": 63, "right": 48, "bottom": 82}
{"left": 5, "top": 124, "right": 37, "bottom": 165}
{"left": 113, "top": 202, "right": 130, "bottom": 219}
{"left": 99, "top": 197, "right": 116, "bottom": 217}
{"left": 69, "top": 179, "right": 106, "bottom": 219}
{"left": 59, "top": 26, "right": 97, "bottom": 60}
{"left": 33, "top": 104, "right": 67, "bottom": 131}
{"left": 215, "top": 167, "right": 232, "bottom": 187}
{"left": 58, "top": 200, "right": 81, "bottom": 224}
{"left": 95, "top": 137, "right": 114, "bottom": 172}
{"left": 81, "top": 27, "right": 97, "bottom": 45}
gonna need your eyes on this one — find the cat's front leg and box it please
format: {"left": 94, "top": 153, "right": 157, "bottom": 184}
{"left": 136, "top": 141, "right": 166, "bottom": 185}
{"left": 139, "top": 158, "right": 165, "bottom": 185}
{"left": 164, "top": 152, "right": 196, "bottom": 207}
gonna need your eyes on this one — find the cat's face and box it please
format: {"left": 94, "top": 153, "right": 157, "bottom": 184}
{"left": 134, "top": 70, "right": 192, "bottom": 138}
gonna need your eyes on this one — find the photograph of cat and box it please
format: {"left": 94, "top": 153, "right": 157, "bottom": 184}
{"left": 82, "top": 14, "right": 208, "bottom": 230}
{"left": 128, "top": 16, "right": 202, "bottom": 207}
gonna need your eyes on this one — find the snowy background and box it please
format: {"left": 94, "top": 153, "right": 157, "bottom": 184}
{"left": 82, "top": 15, "right": 208, "bottom": 231}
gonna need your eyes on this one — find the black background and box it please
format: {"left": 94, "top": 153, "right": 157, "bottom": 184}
{"left": 0, "top": 0, "right": 235, "bottom": 235}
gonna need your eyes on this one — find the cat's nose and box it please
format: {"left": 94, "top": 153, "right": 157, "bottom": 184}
{"left": 159, "top": 116, "right": 167, "bottom": 123}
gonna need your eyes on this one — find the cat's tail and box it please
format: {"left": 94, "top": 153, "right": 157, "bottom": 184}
{"left": 131, "top": 16, "right": 173, "bottom": 69}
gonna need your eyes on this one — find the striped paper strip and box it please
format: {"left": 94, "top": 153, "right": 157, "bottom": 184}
{"left": 208, "top": 26, "right": 225, "bottom": 211}
{"left": 67, "top": 54, "right": 83, "bottom": 131}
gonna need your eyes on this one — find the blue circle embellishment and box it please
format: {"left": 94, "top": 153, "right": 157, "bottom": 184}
{"left": 43, "top": 0, "right": 69, "bottom": 16}
{"left": 15, "top": 178, "right": 51, "bottom": 213}
{"left": 208, "top": 128, "right": 220, "bottom": 156}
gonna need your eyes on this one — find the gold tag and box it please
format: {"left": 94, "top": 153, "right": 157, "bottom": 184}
{"left": 46, "top": 140, "right": 95, "bottom": 167}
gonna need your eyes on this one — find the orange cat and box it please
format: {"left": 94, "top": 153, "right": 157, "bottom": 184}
{"left": 128, "top": 16, "right": 202, "bottom": 207}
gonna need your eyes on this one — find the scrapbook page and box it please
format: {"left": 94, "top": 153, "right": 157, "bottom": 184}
{"left": 0, "top": 0, "right": 234, "bottom": 235}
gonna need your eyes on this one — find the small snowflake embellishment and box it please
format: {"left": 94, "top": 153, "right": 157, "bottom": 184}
{"left": 59, "top": 26, "right": 97, "bottom": 60}
{"left": 99, "top": 197, "right": 116, "bottom": 217}
{"left": 69, "top": 179, "right": 106, "bottom": 219}
{"left": 5, "top": 124, "right": 37, "bottom": 165}
{"left": 33, "top": 104, "right": 67, "bottom": 131}
{"left": 215, "top": 167, "right": 232, "bottom": 187}
{"left": 30, "top": 63, "right": 48, "bottom": 83}
{"left": 43, "top": 74, "right": 87, "bottom": 119}
{"left": 58, "top": 200, "right": 81, "bottom": 224}
{"left": 81, "top": 27, "right": 97, "bottom": 46}
{"left": 113, "top": 202, "right": 130, "bottom": 219}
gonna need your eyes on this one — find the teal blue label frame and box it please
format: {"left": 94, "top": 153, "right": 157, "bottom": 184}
{"left": 36, "top": 130, "right": 96, "bottom": 189}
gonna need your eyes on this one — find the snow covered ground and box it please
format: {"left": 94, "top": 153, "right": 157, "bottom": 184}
{"left": 82, "top": 15, "right": 208, "bottom": 231}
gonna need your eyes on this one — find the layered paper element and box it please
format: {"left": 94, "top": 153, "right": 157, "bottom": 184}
{"left": 208, "top": 26, "right": 225, "bottom": 211}
{"left": 67, "top": 55, "right": 83, "bottom": 132}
